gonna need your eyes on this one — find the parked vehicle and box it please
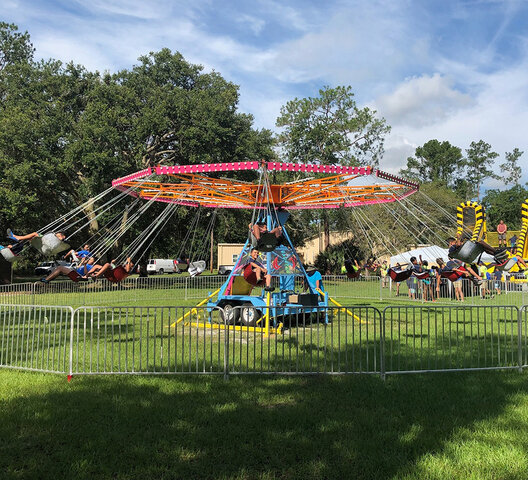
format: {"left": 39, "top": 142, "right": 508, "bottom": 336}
{"left": 34, "top": 260, "right": 71, "bottom": 276}
{"left": 146, "top": 259, "right": 176, "bottom": 275}
{"left": 218, "top": 265, "right": 234, "bottom": 275}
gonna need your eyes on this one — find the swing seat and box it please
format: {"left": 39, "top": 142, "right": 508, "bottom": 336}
{"left": 439, "top": 270, "right": 462, "bottom": 282}
{"left": 67, "top": 270, "right": 82, "bottom": 282}
{"left": 413, "top": 270, "right": 430, "bottom": 280}
{"left": 175, "top": 260, "right": 189, "bottom": 272}
{"left": 103, "top": 265, "right": 129, "bottom": 283}
{"left": 388, "top": 268, "right": 412, "bottom": 282}
{"left": 344, "top": 260, "right": 360, "bottom": 278}
{"left": 256, "top": 233, "right": 279, "bottom": 253}
{"left": 188, "top": 260, "right": 206, "bottom": 277}
{"left": 230, "top": 275, "right": 254, "bottom": 295}
{"left": 0, "top": 247, "right": 17, "bottom": 263}
{"left": 448, "top": 240, "right": 484, "bottom": 263}
{"left": 495, "top": 257, "right": 517, "bottom": 272}
{"left": 31, "top": 233, "right": 70, "bottom": 256}
{"left": 243, "top": 264, "right": 265, "bottom": 287}
{"left": 493, "top": 248, "right": 509, "bottom": 263}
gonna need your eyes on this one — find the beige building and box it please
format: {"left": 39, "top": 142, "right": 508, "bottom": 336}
{"left": 217, "top": 231, "right": 354, "bottom": 269}
{"left": 296, "top": 231, "right": 353, "bottom": 265}
{"left": 217, "top": 243, "right": 245, "bottom": 268}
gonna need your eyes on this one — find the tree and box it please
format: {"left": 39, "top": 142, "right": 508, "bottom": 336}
{"left": 0, "top": 22, "right": 34, "bottom": 70}
{"left": 276, "top": 85, "right": 390, "bottom": 167}
{"left": 0, "top": 26, "right": 275, "bottom": 271}
{"left": 276, "top": 86, "right": 390, "bottom": 250}
{"left": 482, "top": 184, "right": 528, "bottom": 230}
{"left": 464, "top": 140, "right": 499, "bottom": 201}
{"left": 399, "top": 139, "right": 464, "bottom": 186}
{"left": 500, "top": 148, "right": 523, "bottom": 186}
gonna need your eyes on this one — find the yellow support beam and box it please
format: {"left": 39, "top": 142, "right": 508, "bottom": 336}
{"left": 264, "top": 291, "right": 271, "bottom": 337}
{"left": 187, "top": 321, "right": 283, "bottom": 335}
{"left": 316, "top": 288, "right": 366, "bottom": 324}
{"left": 170, "top": 287, "right": 222, "bottom": 327}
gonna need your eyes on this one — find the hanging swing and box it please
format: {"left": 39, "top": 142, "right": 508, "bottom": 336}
{"left": 448, "top": 241, "right": 485, "bottom": 264}
{"left": 102, "top": 265, "right": 131, "bottom": 283}
{"left": 412, "top": 270, "right": 430, "bottom": 280}
{"left": 256, "top": 232, "right": 280, "bottom": 253}
{"left": 388, "top": 267, "right": 412, "bottom": 282}
{"left": 344, "top": 259, "right": 361, "bottom": 279}
{"left": 0, "top": 247, "right": 17, "bottom": 263}
{"left": 30, "top": 233, "right": 70, "bottom": 256}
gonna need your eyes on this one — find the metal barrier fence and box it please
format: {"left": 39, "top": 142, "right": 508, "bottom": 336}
{"left": 1, "top": 275, "right": 527, "bottom": 307}
{"left": 1, "top": 304, "right": 527, "bottom": 377}
{"left": 383, "top": 305, "right": 522, "bottom": 374}
{"left": 0, "top": 304, "right": 74, "bottom": 373}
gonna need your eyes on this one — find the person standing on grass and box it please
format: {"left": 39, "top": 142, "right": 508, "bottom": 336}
{"left": 380, "top": 260, "right": 389, "bottom": 288}
{"left": 497, "top": 220, "right": 507, "bottom": 248}
{"left": 493, "top": 269, "right": 503, "bottom": 295}
{"left": 510, "top": 234, "right": 517, "bottom": 252}
{"left": 406, "top": 274, "right": 417, "bottom": 300}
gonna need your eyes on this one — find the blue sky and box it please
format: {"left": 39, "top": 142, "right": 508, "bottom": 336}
{"left": 3, "top": 0, "right": 528, "bottom": 186}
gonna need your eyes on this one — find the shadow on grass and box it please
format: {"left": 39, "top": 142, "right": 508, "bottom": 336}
{"left": 1, "top": 369, "right": 528, "bottom": 480}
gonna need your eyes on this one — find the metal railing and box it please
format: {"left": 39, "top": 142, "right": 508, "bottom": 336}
{"left": 0, "top": 304, "right": 74, "bottom": 373}
{"left": 1, "top": 275, "right": 527, "bottom": 307}
{"left": 382, "top": 305, "right": 522, "bottom": 374}
{"left": 2, "top": 303, "right": 528, "bottom": 377}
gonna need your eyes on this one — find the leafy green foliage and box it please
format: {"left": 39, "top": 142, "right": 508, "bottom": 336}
{"left": 500, "top": 148, "right": 523, "bottom": 186}
{"left": 482, "top": 184, "right": 528, "bottom": 230}
{"left": 0, "top": 27, "right": 274, "bottom": 270}
{"left": 314, "top": 239, "right": 362, "bottom": 274}
{"left": 399, "top": 139, "right": 464, "bottom": 187}
{"left": 276, "top": 85, "right": 390, "bottom": 167}
{"left": 0, "top": 22, "right": 34, "bottom": 70}
{"left": 465, "top": 140, "right": 500, "bottom": 200}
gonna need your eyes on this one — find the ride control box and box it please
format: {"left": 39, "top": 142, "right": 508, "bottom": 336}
{"left": 287, "top": 293, "right": 319, "bottom": 306}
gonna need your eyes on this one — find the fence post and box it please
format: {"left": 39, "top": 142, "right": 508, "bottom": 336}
{"left": 223, "top": 308, "right": 229, "bottom": 380}
{"left": 379, "top": 276, "right": 382, "bottom": 301}
{"left": 31, "top": 282, "right": 36, "bottom": 306}
{"left": 69, "top": 307, "right": 75, "bottom": 378}
{"left": 380, "top": 307, "right": 385, "bottom": 380}
{"left": 518, "top": 307, "right": 523, "bottom": 373}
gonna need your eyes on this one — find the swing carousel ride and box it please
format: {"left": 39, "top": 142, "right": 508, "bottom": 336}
{"left": 111, "top": 160, "right": 419, "bottom": 333}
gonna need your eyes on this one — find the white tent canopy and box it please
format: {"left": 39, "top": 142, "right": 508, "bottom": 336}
{"left": 390, "top": 245, "right": 495, "bottom": 267}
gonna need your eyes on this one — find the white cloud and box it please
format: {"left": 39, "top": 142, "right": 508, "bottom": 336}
{"left": 236, "top": 14, "right": 266, "bottom": 35}
{"left": 378, "top": 62, "right": 528, "bottom": 183}
{"left": 375, "top": 74, "right": 474, "bottom": 128}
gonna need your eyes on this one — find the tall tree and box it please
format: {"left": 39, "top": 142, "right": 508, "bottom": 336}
{"left": 276, "top": 86, "right": 390, "bottom": 249}
{"left": 399, "top": 139, "right": 464, "bottom": 186}
{"left": 500, "top": 147, "right": 523, "bottom": 186}
{"left": 464, "top": 140, "right": 499, "bottom": 201}
{"left": 0, "top": 22, "right": 34, "bottom": 70}
{"left": 276, "top": 85, "right": 390, "bottom": 167}
{"left": 0, "top": 26, "right": 274, "bottom": 270}
{"left": 482, "top": 184, "right": 528, "bottom": 230}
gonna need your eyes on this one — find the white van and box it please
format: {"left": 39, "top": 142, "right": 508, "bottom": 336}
{"left": 147, "top": 259, "right": 176, "bottom": 275}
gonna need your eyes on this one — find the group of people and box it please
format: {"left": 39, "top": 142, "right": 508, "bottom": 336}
{"left": 41, "top": 245, "right": 135, "bottom": 284}
{"left": 0, "top": 228, "right": 135, "bottom": 284}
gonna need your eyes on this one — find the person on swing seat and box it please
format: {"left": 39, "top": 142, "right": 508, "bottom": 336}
{"left": 91, "top": 257, "right": 134, "bottom": 283}
{"left": 245, "top": 248, "right": 274, "bottom": 291}
{"left": 249, "top": 221, "right": 283, "bottom": 248}
{"left": 40, "top": 256, "right": 101, "bottom": 283}
{"left": 1, "top": 230, "right": 65, "bottom": 256}
{"left": 447, "top": 235, "right": 497, "bottom": 257}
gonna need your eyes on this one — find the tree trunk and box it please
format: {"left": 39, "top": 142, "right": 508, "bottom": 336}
{"left": 324, "top": 214, "right": 330, "bottom": 250}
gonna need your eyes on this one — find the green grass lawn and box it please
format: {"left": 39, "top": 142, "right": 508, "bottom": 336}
{"left": 1, "top": 369, "right": 528, "bottom": 479}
